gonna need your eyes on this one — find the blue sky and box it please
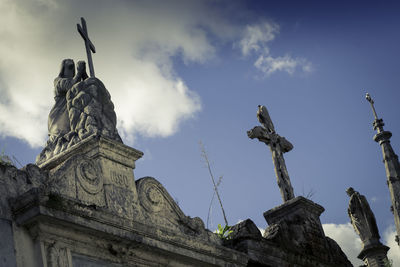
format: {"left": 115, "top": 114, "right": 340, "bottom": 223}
{"left": 1, "top": 0, "right": 400, "bottom": 264}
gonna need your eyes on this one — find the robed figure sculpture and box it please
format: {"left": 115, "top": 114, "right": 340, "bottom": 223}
{"left": 48, "top": 59, "right": 88, "bottom": 145}
{"left": 36, "top": 59, "right": 122, "bottom": 165}
{"left": 347, "top": 187, "right": 380, "bottom": 246}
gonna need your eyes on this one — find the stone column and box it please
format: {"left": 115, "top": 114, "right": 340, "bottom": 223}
{"left": 374, "top": 129, "right": 400, "bottom": 246}
{"left": 366, "top": 93, "right": 400, "bottom": 246}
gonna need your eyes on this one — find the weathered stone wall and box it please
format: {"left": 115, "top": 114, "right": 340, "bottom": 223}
{"left": 0, "top": 137, "right": 352, "bottom": 267}
{"left": 0, "top": 218, "right": 17, "bottom": 267}
{"left": 226, "top": 198, "right": 353, "bottom": 267}
{"left": 1, "top": 137, "right": 248, "bottom": 267}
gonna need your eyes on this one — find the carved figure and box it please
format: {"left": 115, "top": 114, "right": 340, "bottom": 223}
{"left": 49, "top": 59, "right": 87, "bottom": 142}
{"left": 36, "top": 59, "right": 121, "bottom": 165}
{"left": 36, "top": 18, "right": 124, "bottom": 165}
{"left": 248, "top": 105, "right": 295, "bottom": 202}
{"left": 247, "top": 126, "right": 293, "bottom": 152}
{"left": 347, "top": 187, "right": 380, "bottom": 244}
{"left": 65, "top": 76, "right": 122, "bottom": 146}
{"left": 257, "top": 105, "right": 275, "bottom": 133}
{"left": 47, "top": 242, "right": 70, "bottom": 267}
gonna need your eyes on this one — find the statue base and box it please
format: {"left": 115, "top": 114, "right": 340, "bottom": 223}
{"left": 226, "top": 197, "right": 352, "bottom": 266}
{"left": 263, "top": 196, "right": 329, "bottom": 254}
{"left": 39, "top": 134, "right": 143, "bottom": 218}
{"left": 263, "top": 196, "right": 324, "bottom": 223}
{"left": 358, "top": 242, "right": 390, "bottom": 267}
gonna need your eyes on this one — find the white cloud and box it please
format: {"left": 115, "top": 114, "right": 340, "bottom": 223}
{"left": 238, "top": 22, "right": 312, "bottom": 76}
{"left": 383, "top": 225, "right": 400, "bottom": 265}
{"left": 255, "top": 55, "right": 313, "bottom": 76}
{"left": 323, "top": 223, "right": 364, "bottom": 266}
{"left": 323, "top": 223, "right": 400, "bottom": 266}
{"left": 0, "top": 0, "right": 217, "bottom": 147}
{"left": 371, "top": 196, "right": 378, "bottom": 203}
{"left": 239, "top": 22, "right": 279, "bottom": 56}
{"left": 0, "top": 1, "right": 312, "bottom": 147}
{"left": 258, "top": 227, "right": 265, "bottom": 236}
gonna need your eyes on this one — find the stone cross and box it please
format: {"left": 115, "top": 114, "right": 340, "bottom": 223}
{"left": 247, "top": 105, "right": 295, "bottom": 202}
{"left": 77, "top": 17, "right": 96, "bottom": 77}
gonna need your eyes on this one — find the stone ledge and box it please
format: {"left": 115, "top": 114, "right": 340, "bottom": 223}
{"left": 38, "top": 135, "right": 143, "bottom": 170}
{"left": 10, "top": 188, "right": 248, "bottom": 266}
{"left": 358, "top": 242, "right": 390, "bottom": 260}
{"left": 263, "top": 196, "right": 325, "bottom": 225}
{"left": 233, "top": 239, "right": 335, "bottom": 267}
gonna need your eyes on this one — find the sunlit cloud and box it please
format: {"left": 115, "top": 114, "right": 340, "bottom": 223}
{"left": 0, "top": 0, "right": 214, "bottom": 146}
{"left": 239, "top": 22, "right": 279, "bottom": 56}
{"left": 0, "top": 0, "right": 312, "bottom": 147}
{"left": 238, "top": 21, "right": 313, "bottom": 76}
{"left": 383, "top": 225, "right": 400, "bottom": 265}
{"left": 323, "top": 223, "right": 400, "bottom": 266}
{"left": 255, "top": 55, "right": 312, "bottom": 76}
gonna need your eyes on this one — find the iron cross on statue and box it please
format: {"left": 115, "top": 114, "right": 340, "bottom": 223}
{"left": 77, "top": 17, "right": 96, "bottom": 77}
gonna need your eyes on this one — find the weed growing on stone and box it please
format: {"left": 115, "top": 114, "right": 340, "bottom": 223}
{"left": 216, "top": 223, "right": 233, "bottom": 240}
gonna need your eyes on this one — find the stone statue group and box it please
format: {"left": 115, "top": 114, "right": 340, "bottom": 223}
{"left": 36, "top": 59, "right": 122, "bottom": 165}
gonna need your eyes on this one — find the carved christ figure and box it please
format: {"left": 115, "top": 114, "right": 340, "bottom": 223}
{"left": 257, "top": 105, "right": 275, "bottom": 133}
{"left": 347, "top": 187, "right": 380, "bottom": 245}
{"left": 48, "top": 59, "right": 87, "bottom": 142}
{"left": 248, "top": 105, "right": 295, "bottom": 202}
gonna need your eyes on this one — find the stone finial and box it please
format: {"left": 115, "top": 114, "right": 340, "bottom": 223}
{"left": 366, "top": 93, "right": 385, "bottom": 133}
{"left": 365, "top": 93, "right": 400, "bottom": 247}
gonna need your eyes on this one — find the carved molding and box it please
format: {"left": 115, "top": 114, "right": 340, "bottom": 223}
{"left": 75, "top": 156, "right": 102, "bottom": 195}
{"left": 46, "top": 241, "right": 72, "bottom": 267}
{"left": 136, "top": 177, "right": 184, "bottom": 218}
{"left": 136, "top": 177, "right": 210, "bottom": 238}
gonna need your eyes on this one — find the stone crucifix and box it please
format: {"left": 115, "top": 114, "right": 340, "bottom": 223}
{"left": 247, "top": 105, "right": 295, "bottom": 202}
{"left": 77, "top": 17, "right": 96, "bottom": 77}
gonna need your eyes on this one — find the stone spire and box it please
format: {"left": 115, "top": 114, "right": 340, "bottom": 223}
{"left": 366, "top": 93, "right": 400, "bottom": 246}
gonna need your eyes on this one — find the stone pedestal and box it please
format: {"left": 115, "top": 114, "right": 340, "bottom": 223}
{"left": 358, "top": 243, "right": 390, "bottom": 267}
{"left": 263, "top": 196, "right": 327, "bottom": 253}
{"left": 261, "top": 197, "right": 352, "bottom": 266}
{"left": 226, "top": 197, "right": 352, "bottom": 266}
{"left": 38, "top": 135, "right": 143, "bottom": 218}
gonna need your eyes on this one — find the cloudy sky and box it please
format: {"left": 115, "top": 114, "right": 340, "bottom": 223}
{"left": 1, "top": 0, "right": 400, "bottom": 265}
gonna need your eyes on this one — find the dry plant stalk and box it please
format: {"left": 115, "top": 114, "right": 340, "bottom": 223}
{"left": 199, "top": 141, "right": 228, "bottom": 227}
